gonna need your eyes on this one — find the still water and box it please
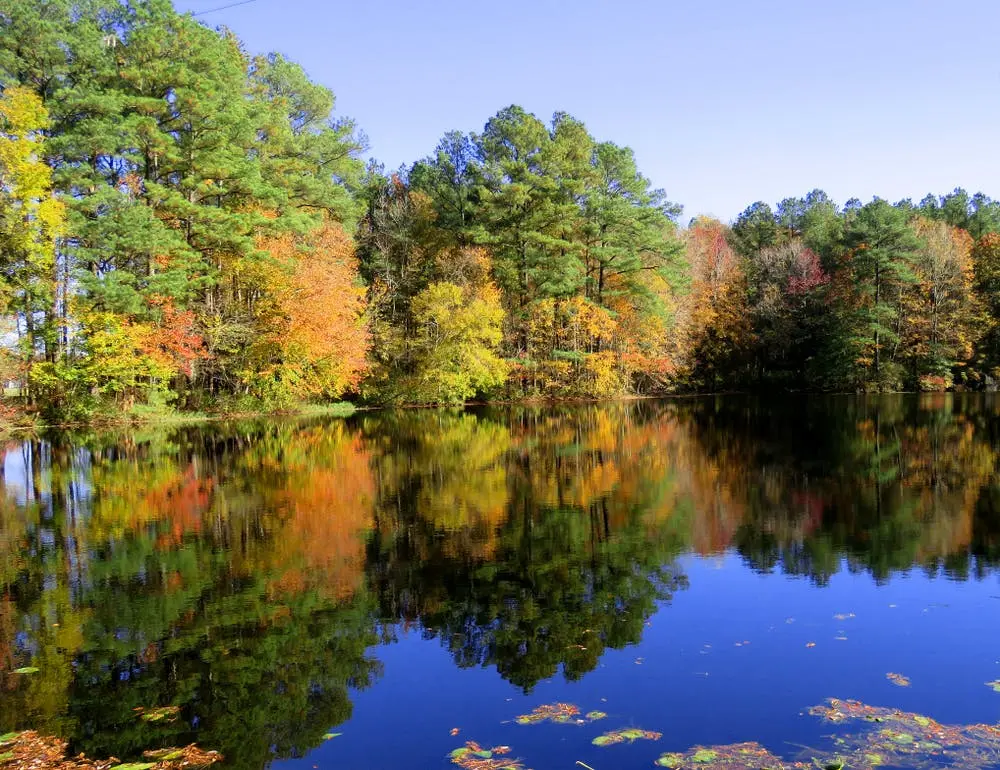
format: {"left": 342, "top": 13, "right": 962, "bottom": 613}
{"left": 1, "top": 395, "right": 1000, "bottom": 769}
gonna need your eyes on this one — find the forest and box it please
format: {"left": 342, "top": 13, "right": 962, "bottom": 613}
{"left": 3, "top": 0, "right": 1000, "bottom": 420}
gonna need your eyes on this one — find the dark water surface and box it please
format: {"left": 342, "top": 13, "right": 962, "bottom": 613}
{"left": 2, "top": 395, "right": 1000, "bottom": 769}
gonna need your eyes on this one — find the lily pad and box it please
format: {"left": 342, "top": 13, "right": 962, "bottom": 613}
{"left": 585, "top": 710, "right": 607, "bottom": 720}
{"left": 692, "top": 749, "right": 718, "bottom": 763}
{"left": 655, "top": 753, "right": 685, "bottom": 768}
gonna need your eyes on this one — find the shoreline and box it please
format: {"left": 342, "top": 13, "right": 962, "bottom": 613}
{"left": 0, "top": 389, "right": 985, "bottom": 434}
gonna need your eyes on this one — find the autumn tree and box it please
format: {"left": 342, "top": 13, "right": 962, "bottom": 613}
{"left": 899, "top": 219, "right": 983, "bottom": 389}
{"left": 971, "top": 233, "right": 1000, "bottom": 381}
{"left": 0, "top": 86, "right": 65, "bottom": 389}
{"left": 248, "top": 222, "right": 368, "bottom": 404}
{"left": 402, "top": 281, "right": 507, "bottom": 403}
{"left": 673, "top": 218, "right": 752, "bottom": 389}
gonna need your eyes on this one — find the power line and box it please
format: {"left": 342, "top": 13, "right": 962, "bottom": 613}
{"left": 191, "top": 0, "right": 259, "bottom": 17}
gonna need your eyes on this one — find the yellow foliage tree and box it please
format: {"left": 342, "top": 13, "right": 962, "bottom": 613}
{"left": 901, "top": 218, "right": 983, "bottom": 390}
{"left": 0, "top": 86, "right": 65, "bottom": 378}
{"left": 405, "top": 281, "right": 507, "bottom": 403}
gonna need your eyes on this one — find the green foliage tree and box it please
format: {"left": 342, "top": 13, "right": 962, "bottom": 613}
{"left": 833, "top": 199, "right": 921, "bottom": 389}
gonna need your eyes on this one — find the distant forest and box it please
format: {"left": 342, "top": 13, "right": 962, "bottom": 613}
{"left": 3, "top": 0, "right": 1000, "bottom": 419}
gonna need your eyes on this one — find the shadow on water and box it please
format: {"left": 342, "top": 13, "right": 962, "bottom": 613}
{"left": 1, "top": 394, "right": 1000, "bottom": 767}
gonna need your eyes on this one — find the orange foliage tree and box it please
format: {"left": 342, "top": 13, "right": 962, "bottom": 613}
{"left": 251, "top": 222, "right": 369, "bottom": 402}
{"left": 672, "top": 218, "right": 752, "bottom": 389}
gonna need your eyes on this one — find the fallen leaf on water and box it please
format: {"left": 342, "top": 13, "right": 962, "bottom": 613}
{"left": 833, "top": 613, "right": 856, "bottom": 621}
{"left": 886, "top": 672, "right": 911, "bottom": 687}
{"left": 985, "top": 680, "right": 1000, "bottom": 693}
{"left": 450, "top": 728, "right": 460, "bottom": 736}
{"left": 322, "top": 733, "right": 341, "bottom": 740}
{"left": 805, "top": 642, "right": 816, "bottom": 648}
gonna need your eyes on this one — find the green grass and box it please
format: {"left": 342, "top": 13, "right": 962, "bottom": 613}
{"left": 292, "top": 402, "right": 357, "bottom": 418}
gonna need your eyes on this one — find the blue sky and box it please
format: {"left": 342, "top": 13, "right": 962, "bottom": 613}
{"left": 175, "top": 0, "right": 1000, "bottom": 222}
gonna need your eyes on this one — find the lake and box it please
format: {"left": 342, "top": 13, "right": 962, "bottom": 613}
{"left": 1, "top": 395, "right": 1000, "bottom": 770}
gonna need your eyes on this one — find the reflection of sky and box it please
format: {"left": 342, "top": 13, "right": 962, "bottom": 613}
{"left": 275, "top": 553, "right": 1000, "bottom": 770}
{"left": 2, "top": 443, "right": 29, "bottom": 506}
{"left": 1, "top": 443, "right": 93, "bottom": 517}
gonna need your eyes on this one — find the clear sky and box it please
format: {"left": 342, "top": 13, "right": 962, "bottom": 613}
{"left": 174, "top": 0, "right": 1000, "bottom": 222}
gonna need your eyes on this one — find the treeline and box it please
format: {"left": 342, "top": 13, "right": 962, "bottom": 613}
{"left": 3, "top": 1, "right": 1000, "bottom": 417}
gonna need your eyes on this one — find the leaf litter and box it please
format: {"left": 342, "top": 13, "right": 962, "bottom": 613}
{"left": 0, "top": 731, "right": 221, "bottom": 769}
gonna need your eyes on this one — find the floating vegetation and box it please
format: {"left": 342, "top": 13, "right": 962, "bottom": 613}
{"left": 655, "top": 741, "right": 807, "bottom": 769}
{"left": 449, "top": 741, "right": 522, "bottom": 770}
{"left": 591, "top": 727, "right": 661, "bottom": 746}
{"left": 833, "top": 613, "right": 856, "bottom": 620}
{"left": 483, "top": 697, "right": 1000, "bottom": 770}
{"left": 133, "top": 706, "right": 181, "bottom": 724}
{"left": 515, "top": 702, "right": 581, "bottom": 725}
{"left": 0, "top": 731, "right": 221, "bottom": 769}
{"left": 985, "top": 680, "right": 1000, "bottom": 693}
{"left": 886, "top": 672, "right": 911, "bottom": 687}
{"left": 322, "top": 732, "right": 340, "bottom": 740}
{"left": 514, "top": 702, "right": 607, "bottom": 726}
{"left": 806, "top": 698, "right": 1000, "bottom": 769}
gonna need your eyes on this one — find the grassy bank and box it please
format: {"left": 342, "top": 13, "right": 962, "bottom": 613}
{"left": 0, "top": 400, "right": 359, "bottom": 434}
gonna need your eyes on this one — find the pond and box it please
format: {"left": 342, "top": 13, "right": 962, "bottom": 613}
{"left": 1, "top": 395, "right": 1000, "bottom": 770}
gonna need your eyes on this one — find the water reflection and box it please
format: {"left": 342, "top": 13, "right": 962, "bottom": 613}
{"left": 0, "top": 395, "right": 998, "bottom": 767}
